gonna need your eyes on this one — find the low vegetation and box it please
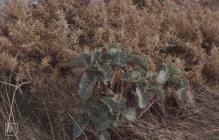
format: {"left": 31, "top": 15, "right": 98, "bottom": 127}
{"left": 68, "top": 46, "right": 189, "bottom": 139}
{"left": 0, "top": 0, "right": 218, "bottom": 140}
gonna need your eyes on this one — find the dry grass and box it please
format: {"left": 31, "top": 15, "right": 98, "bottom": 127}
{"left": 0, "top": 0, "right": 218, "bottom": 139}
{"left": 115, "top": 85, "right": 219, "bottom": 140}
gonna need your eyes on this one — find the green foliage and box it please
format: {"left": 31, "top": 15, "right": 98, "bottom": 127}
{"left": 78, "top": 70, "right": 101, "bottom": 103}
{"left": 72, "top": 44, "right": 189, "bottom": 139}
{"left": 156, "top": 70, "right": 168, "bottom": 84}
{"left": 127, "top": 54, "right": 149, "bottom": 70}
{"left": 136, "top": 86, "right": 148, "bottom": 108}
{"left": 101, "top": 94, "right": 126, "bottom": 116}
{"left": 125, "top": 108, "right": 137, "bottom": 121}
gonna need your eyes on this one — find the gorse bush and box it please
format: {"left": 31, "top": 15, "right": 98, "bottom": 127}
{"left": 62, "top": 44, "right": 190, "bottom": 140}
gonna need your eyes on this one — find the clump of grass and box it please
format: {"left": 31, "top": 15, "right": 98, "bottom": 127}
{"left": 0, "top": 52, "right": 17, "bottom": 71}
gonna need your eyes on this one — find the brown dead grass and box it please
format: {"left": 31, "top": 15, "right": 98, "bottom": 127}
{"left": 115, "top": 85, "right": 219, "bottom": 140}
{"left": 0, "top": 0, "right": 218, "bottom": 140}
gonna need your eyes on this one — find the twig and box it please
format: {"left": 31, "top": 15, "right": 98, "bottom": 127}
{"left": 43, "top": 101, "right": 55, "bottom": 140}
{"left": 0, "top": 81, "right": 31, "bottom": 136}
{"left": 204, "top": 128, "right": 219, "bottom": 134}
{"left": 201, "top": 84, "right": 219, "bottom": 96}
{"left": 0, "top": 81, "right": 30, "bottom": 95}
{"left": 109, "top": 128, "right": 122, "bottom": 138}
{"left": 7, "top": 81, "right": 31, "bottom": 122}
{"left": 68, "top": 113, "right": 89, "bottom": 140}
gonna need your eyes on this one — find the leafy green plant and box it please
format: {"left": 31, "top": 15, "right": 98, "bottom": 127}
{"left": 68, "top": 44, "right": 189, "bottom": 140}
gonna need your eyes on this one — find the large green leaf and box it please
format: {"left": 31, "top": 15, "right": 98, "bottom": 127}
{"left": 109, "top": 47, "right": 123, "bottom": 54}
{"left": 128, "top": 54, "right": 149, "bottom": 70}
{"left": 98, "top": 64, "right": 114, "bottom": 82}
{"left": 91, "top": 48, "right": 102, "bottom": 65}
{"left": 147, "top": 84, "right": 164, "bottom": 97}
{"left": 91, "top": 47, "right": 128, "bottom": 66}
{"left": 100, "top": 53, "right": 114, "bottom": 64}
{"left": 87, "top": 104, "right": 115, "bottom": 132}
{"left": 101, "top": 94, "right": 127, "bottom": 116}
{"left": 136, "top": 84, "right": 162, "bottom": 109}
{"left": 125, "top": 108, "right": 136, "bottom": 121}
{"left": 121, "top": 68, "right": 145, "bottom": 82}
{"left": 78, "top": 70, "right": 102, "bottom": 102}
{"left": 156, "top": 63, "right": 181, "bottom": 84}
{"left": 156, "top": 62, "right": 181, "bottom": 85}
{"left": 156, "top": 70, "right": 169, "bottom": 84}
{"left": 112, "top": 116, "right": 121, "bottom": 127}
{"left": 73, "top": 115, "right": 90, "bottom": 138}
{"left": 136, "top": 87, "right": 148, "bottom": 108}
{"left": 109, "top": 48, "right": 128, "bottom": 66}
